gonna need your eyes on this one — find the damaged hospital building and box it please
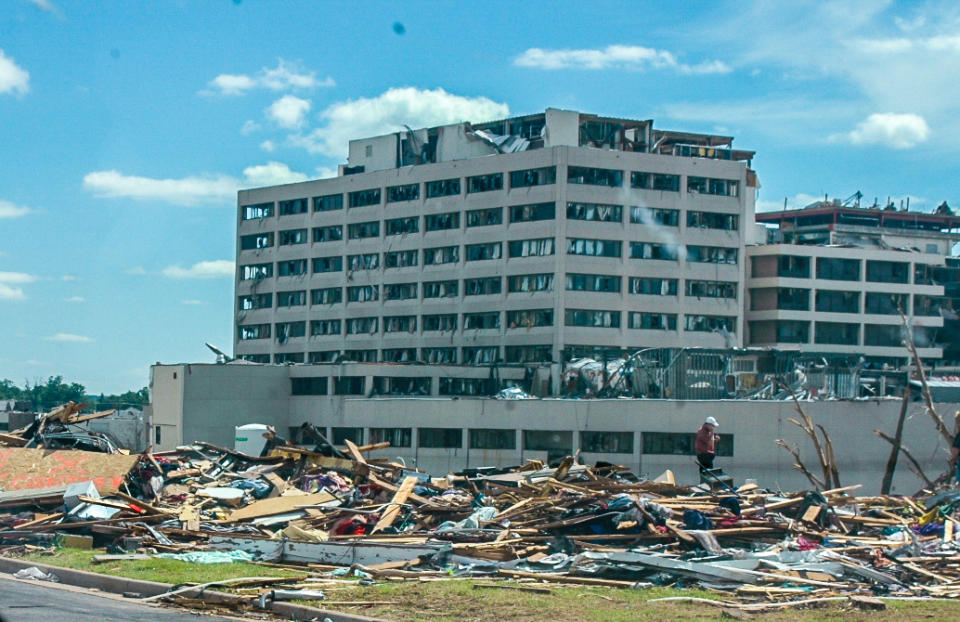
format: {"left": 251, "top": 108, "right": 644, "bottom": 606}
{"left": 151, "top": 108, "right": 960, "bottom": 493}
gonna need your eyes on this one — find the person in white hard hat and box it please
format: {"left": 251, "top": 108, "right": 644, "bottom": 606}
{"left": 695, "top": 416, "right": 721, "bottom": 472}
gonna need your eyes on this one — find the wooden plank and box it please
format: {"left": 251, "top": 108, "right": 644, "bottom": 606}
{"left": 262, "top": 472, "right": 286, "bottom": 498}
{"left": 371, "top": 475, "right": 417, "bottom": 534}
{"left": 801, "top": 505, "right": 822, "bottom": 523}
{"left": 227, "top": 491, "right": 338, "bottom": 521}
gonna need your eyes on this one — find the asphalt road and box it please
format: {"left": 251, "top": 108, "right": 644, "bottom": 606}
{"left": 0, "top": 575, "right": 236, "bottom": 622}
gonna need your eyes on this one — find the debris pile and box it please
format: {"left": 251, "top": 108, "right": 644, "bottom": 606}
{"left": 2, "top": 422, "right": 960, "bottom": 612}
{"left": 0, "top": 401, "right": 120, "bottom": 453}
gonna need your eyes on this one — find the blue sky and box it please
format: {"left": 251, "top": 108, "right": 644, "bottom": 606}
{"left": 1, "top": 0, "right": 958, "bottom": 393}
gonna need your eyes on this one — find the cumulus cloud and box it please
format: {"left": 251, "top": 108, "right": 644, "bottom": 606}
{"left": 259, "top": 140, "right": 276, "bottom": 152}
{"left": 0, "top": 271, "right": 36, "bottom": 301}
{"left": 162, "top": 260, "right": 234, "bottom": 279}
{"left": 240, "top": 120, "right": 262, "bottom": 135}
{"left": 266, "top": 94, "right": 311, "bottom": 129}
{"left": 514, "top": 45, "right": 731, "bottom": 74}
{"left": 314, "top": 166, "right": 339, "bottom": 179}
{"left": 203, "top": 59, "right": 334, "bottom": 96}
{"left": 44, "top": 333, "right": 93, "bottom": 343}
{"left": 844, "top": 113, "right": 930, "bottom": 149}
{"left": 83, "top": 161, "right": 308, "bottom": 205}
{"left": 289, "top": 87, "right": 509, "bottom": 157}
{"left": 0, "top": 199, "right": 31, "bottom": 219}
{"left": 0, "top": 50, "right": 30, "bottom": 95}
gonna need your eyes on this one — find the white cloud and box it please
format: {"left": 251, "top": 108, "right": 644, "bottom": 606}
{"left": 259, "top": 140, "right": 276, "bottom": 152}
{"left": 162, "top": 259, "right": 234, "bottom": 279}
{"left": 314, "top": 166, "right": 338, "bottom": 179}
{"left": 289, "top": 87, "right": 509, "bottom": 157}
{"left": 756, "top": 192, "right": 823, "bottom": 213}
{"left": 0, "top": 271, "right": 37, "bottom": 285}
{"left": 65, "top": 296, "right": 85, "bottom": 303}
{"left": 83, "top": 161, "right": 308, "bottom": 205}
{"left": 0, "top": 50, "right": 30, "bottom": 96}
{"left": 241, "top": 120, "right": 261, "bottom": 135}
{"left": 0, "top": 199, "right": 31, "bottom": 219}
{"left": 125, "top": 266, "right": 147, "bottom": 275}
{"left": 844, "top": 113, "right": 930, "bottom": 149}
{"left": 514, "top": 45, "right": 731, "bottom": 74}
{"left": 44, "top": 333, "right": 93, "bottom": 343}
{"left": 26, "top": 0, "right": 59, "bottom": 14}
{"left": 180, "top": 299, "right": 204, "bottom": 305}
{"left": 266, "top": 94, "right": 311, "bottom": 129}
{"left": 203, "top": 59, "right": 334, "bottom": 96}
{"left": 0, "top": 284, "right": 27, "bottom": 301}
{"left": 61, "top": 274, "right": 78, "bottom": 281}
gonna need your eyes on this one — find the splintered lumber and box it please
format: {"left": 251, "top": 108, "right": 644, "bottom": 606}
{"left": 0, "top": 432, "right": 28, "bottom": 446}
{"left": 498, "top": 569, "right": 641, "bottom": 588}
{"left": 227, "top": 491, "right": 337, "bottom": 521}
{"left": 371, "top": 475, "right": 418, "bottom": 534}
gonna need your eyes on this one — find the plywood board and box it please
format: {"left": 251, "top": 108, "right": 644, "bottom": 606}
{"left": 0, "top": 447, "right": 138, "bottom": 494}
{"left": 227, "top": 490, "right": 337, "bottom": 521}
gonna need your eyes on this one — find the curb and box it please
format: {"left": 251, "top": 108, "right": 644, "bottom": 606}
{"left": 0, "top": 556, "right": 388, "bottom": 622}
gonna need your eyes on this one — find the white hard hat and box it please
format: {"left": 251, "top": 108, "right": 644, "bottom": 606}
{"left": 705, "top": 416, "right": 719, "bottom": 427}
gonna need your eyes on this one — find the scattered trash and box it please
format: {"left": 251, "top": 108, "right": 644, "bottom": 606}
{"left": 13, "top": 566, "right": 59, "bottom": 582}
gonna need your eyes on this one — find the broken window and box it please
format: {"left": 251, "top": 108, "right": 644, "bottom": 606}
{"left": 629, "top": 277, "right": 678, "bottom": 296}
{"left": 629, "top": 242, "right": 678, "bottom": 260}
{"left": 343, "top": 349, "right": 377, "bottom": 362}
{"left": 509, "top": 202, "right": 555, "bottom": 223}
{"left": 276, "top": 290, "right": 306, "bottom": 307}
{"left": 465, "top": 242, "right": 502, "bottom": 261}
{"left": 383, "top": 315, "right": 416, "bottom": 333}
{"left": 508, "top": 273, "right": 554, "bottom": 293}
{"left": 505, "top": 345, "right": 553, "bottom": 363}
{"left": 275, "top": 321, "right": 306, "bottom": 341}
{"left": 424, "top": 211, "right": 460, "bottom": 231}
{"left": 347, "top": 285, "right": 379, "bottom": 303}
{"left": 348, "top": 188, "right": 381, "bottom": 208}
{"left": 509, "top": 166, "right": 555, "bottom": 188}
{"left": 422, "top": 279, "right": 458, "bottom": 298}
{"left": 464, "top": 277, "right": 502, "bottom": 296}
{"left": 914, "top": 264, "right": 936, "bottom": 285}
{"left": 425, "top": 178, "right": 461, "bottom": 198}
{"left": 687, "top": 176, "right": 738, "bottom": 197}
{"left": 776, "top": 255, "right": 810, "bottom": 277}
{"left": 630, "top": 206, "right": 679, "bottom": 226}
{"left": 466, "top": 206, "right": 503, "bottom": 227}
{"left": 565, "top": 273, "right": 621, "bottom": 293}
{"left": 864, "top": 324, "right": 904, "bottom": 346}
{"left": 566, "top": 202, "right": 622, "bottom": 223}
{"left": 384, "top": 250, "right": 418, "bottom": 268}
{"left": 684, "top": 315, "right": 736, "bottom": 333}
{"left": 238, "top": 323, "right": 270, "bottom": 340}
{"left": 776, "top": 287, "right": 810, "bottom": 311}
{"left": 567, "top": 166, "right": 622, "bottom": 187}
{"left": 866, "top": 260, "right": 909, "bottom": 284}
{"left": 381, "top": 349, "right": 419, "bottom": 364}
{"left": 279, "top": 198, "right": 308, "bottom": 216}
{"left": 508, "top": 238, "right": 555, "bottom": 257}
{"left": 418, "top": 428, "right": 462, "bottom": 448}
{"left": 461, "top": 346, "right": 499, "bottom": 365}
{"left": 467, "top": 173, "right": 503, "bottom": 193}
{"left": 335, "top": 376, "right": 366, "bottom": 395}
{"left": 422, "top": 313, "right": 457, "bottom": 332}
{"left": 523, "top": 430, "right": 572, "bottom": 452}
{"left": 279, "top": 229, "right": 308, "bottom": 245}
{"left": 685, "top": 280, "right": 737, "bottom": 299}
{"left": 241, "top": 263, "right": 273, "bottom": 280}
{"left": 331, "top": 426, "right": 363, "bottom": 444}
{"left": 384, "top": 282, "right": 417, "bottom": 300}
{"left": 686, "top": 245, "right": 738, "bottom": 265}
{"left": 469, "top": 429, "right": 515, "bottom": 449}
{"left": 815, "top": 290, "right": 859, "bottom": 313}
{"left": 291, "top": 377, "right": 327, "bottom": 395}
{"left": 238, "top": 293, "right": 272, "bottom": 310}
{"left": 775, "top": 320, "right": 809, "bottom": 343}
{"left": 643, "top": 432, "right": 733, "bottom": 456}
{"left": 816, "top": 258, "right": 860, "bottom": 281}
{"left": 312, "top": 256, "right": 343, "bottom": 273}
{"left": 914, "top": 295, "right": 942, "bottom": 316}
{"left": 865, "top": 292, "right": 908, "bottom": 315}
{"left": 239, "top": 354, "right": 270, "bottom": 363}
{"left": 507, "top": 309, "right": 553, "bottom": 328}
{"left": 312, "top": 225, "right": 343, "bottom": 243}
{"left": 565, "top": 309, "right": 620, "bottom": 328}
{"left": 242, "top": 202, "right": 274, "bottom": 220}
{"left": 421, "top": 347, "right": 456, "bottom": 364}
{"left": 630, "top": 172, "right": 680, "bottom": 191}
{"left": 310, "top": 319, "right": 341, "bottom": 336}
{"left": 567, "top": 238, "right": 621, "bottom": 258}
{"left": 347, "top": 253, "right": 379, "bottom": 270}
{"left": 313, "top": 194, "right": 343, "bottom": 212}
{"left": 240, "top": 232, "right": 274, "bottom": 250}
{"left": 686, "top": 211, "right": 739, "bottom": 230}
{"left": 463, "top": 311, "right": 501, "bottom": 330}
{"left": 309, "top": 350, "right": 340, "bottom": 363}
{"left": 386, "top": 183, "right": 420, "bottom": 203}
{"left": 581, "top": 431, "right": 633, "bottom": 454}
{"left": 348, "top": 221, "right": 380, "bottom": 239}
{"left": 277, "top": 259, "right": 308, "bottom": 276}
{"left": 628, "top": 312, "right": 677, "bottom": 330}
{"left": 423, "top": 245, "right": 459, "bottom": 265}
{"left": 369, "top": 427, "right": 411, "bottom": 447}
{"left": 385, "top": 216, "right": 418, "bottom": 236}
{"left": 345, "top": 316, "right": 378, "bottom": 334}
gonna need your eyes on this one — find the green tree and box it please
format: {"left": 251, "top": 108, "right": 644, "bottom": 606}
{"left": 24, "top": 376, "right": 87, "bottom": 411}
{"left": 0, "top": 379, "right": 23, "bottom": 400}
{"left": 95, "top": 386, "right": 149, "bottom": 409}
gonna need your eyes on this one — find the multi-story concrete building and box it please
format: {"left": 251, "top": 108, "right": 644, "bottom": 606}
{"left": 746, "top": 200, "right": 960, "bottom": 364}
{"left": 234, "top": 108, "right": 759, "bottom": 365}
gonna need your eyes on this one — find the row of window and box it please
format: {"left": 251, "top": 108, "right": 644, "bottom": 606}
{"left": 754, "top": 256, "right": 939, "bottom": 285}
{"left": 238, "top": 312, "right": 736, "bottom": 341}
{"left": 749, "top": 320, "right": 938, "bottom": 347}
{"left": 238, "top": 242, "right": 738, "bottom": 279}
{"left": 240, "top": 206, "right": 738, "bottom": 248}
{"left": 751, "top": 288, "right": 943, "bottom": 316}
{"left": 243, "top": 345, "right": 556, "bottom": 365}
{"left": 291, "top": 423, "right": 734, "bottom": 456}
{"left": 240, "top": 169, "right": 740, "bottom": 219}
{"left": 239, "top": 277, "right": 736, "bottom": 310}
